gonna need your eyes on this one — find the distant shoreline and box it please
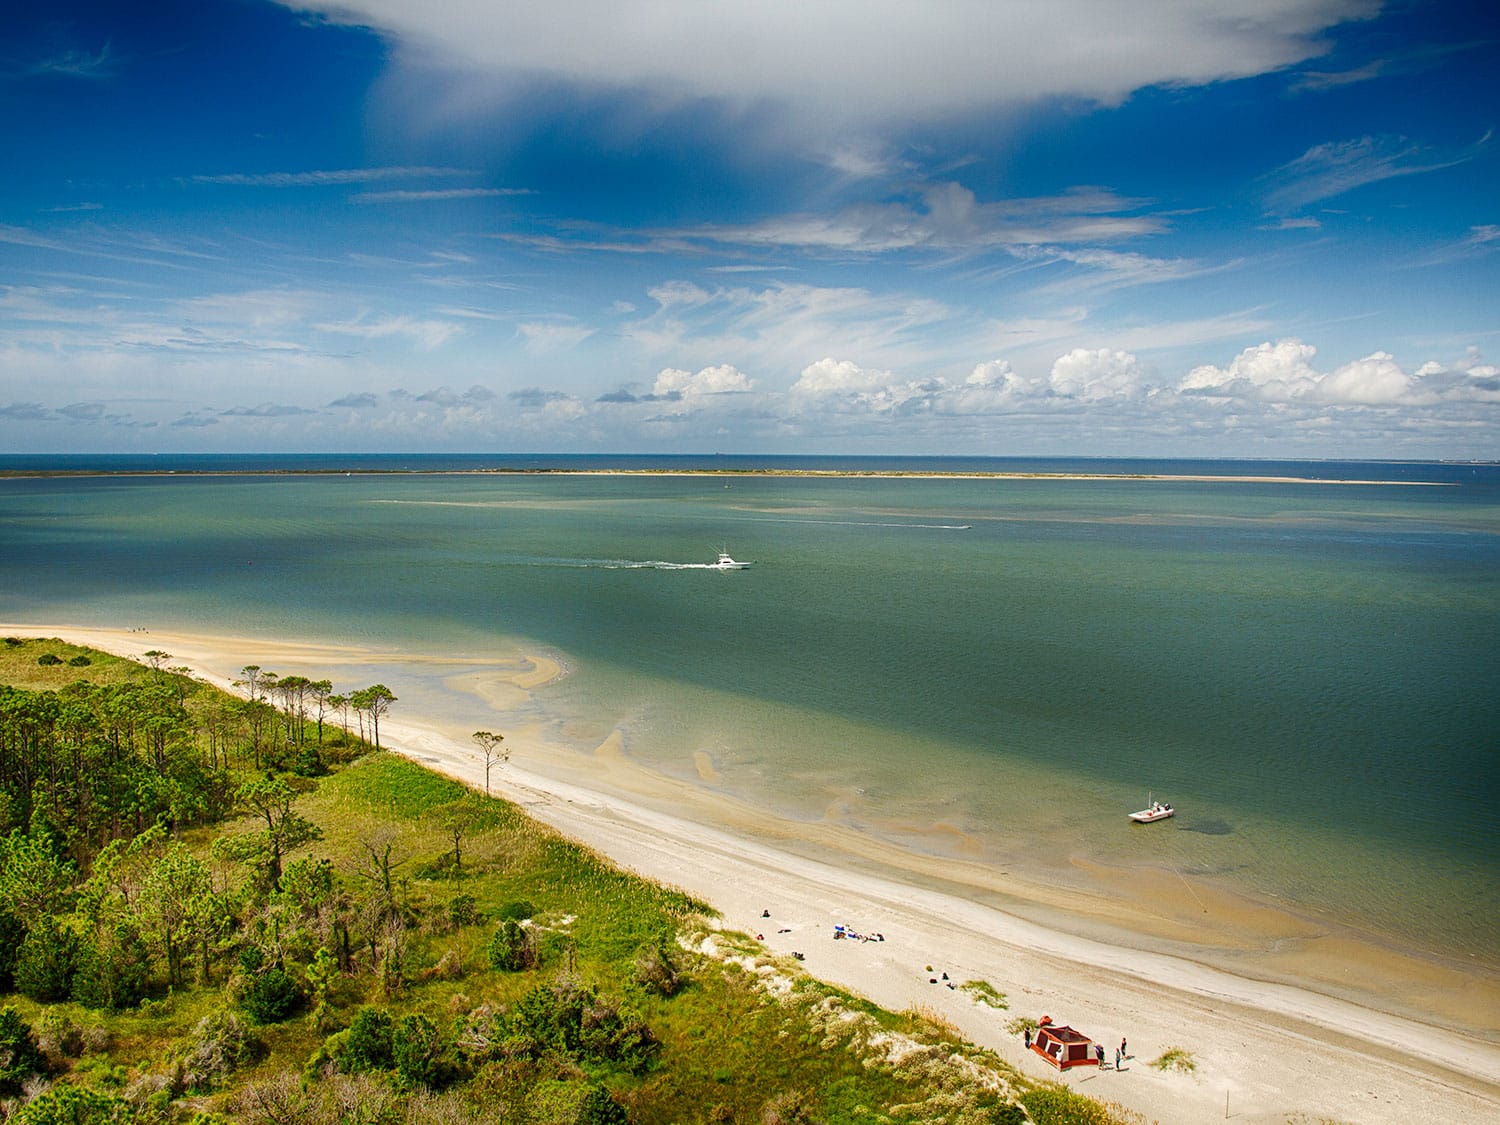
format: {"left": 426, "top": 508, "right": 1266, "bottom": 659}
{"left": 0, "top": 467, "right": 1453, "bottom": 485}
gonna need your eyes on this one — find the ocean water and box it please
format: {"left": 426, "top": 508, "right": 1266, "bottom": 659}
{"left": 3, "top": 456, "right": 1497, "bottom": 967}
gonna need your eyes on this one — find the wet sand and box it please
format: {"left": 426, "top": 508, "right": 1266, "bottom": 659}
{"left": 7, "top": 622, "right": 1498, "bottom": 1124}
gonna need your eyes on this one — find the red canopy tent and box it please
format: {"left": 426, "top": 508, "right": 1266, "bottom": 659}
{"left": 1030, "top": 1017, "right": 1098, "bottom": 1070}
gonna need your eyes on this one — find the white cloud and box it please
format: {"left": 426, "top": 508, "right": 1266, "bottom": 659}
{"left": 792, "top": 358, "right": 897, "bottom": 397}
{"left": 352, "top": 187, "right": 530, "bottom": 203}
{"left": 1177, "top": 339, "right": 1500, "bottom": 406}
{"left": 790, "top": 356, "right": 1051, "bottom": 418}
{"left": 1181, "top": 339, "right": 1320, "bottom": 398}
{"left": 1317, "top": 351, "right": 1412, "bottom": 404}
{"left": 1049, "top": 348, "right": 1147, "bottom": 400}
{"left": 517, "top": 321, "right": 593, "bottom": 353}
{"left": 1262, "top": 133, "right": 1486, "bottom": 213}
{"left": 653, "top": 364, "right": 754, "bottom": 397}
{"left": 629, "top": 280, "right": 960, "bottom": 375}
{"left": 687, "top": 183, "right": 1163, "bottom": 254}
{"left": 190, "top": 166, "right": 473, "bottom": 187}
{"left": 313, "top": 314, "right": 462, "bottom": 350}
{"left": 290, "top": 0, "right": 1377, "bottom": 126}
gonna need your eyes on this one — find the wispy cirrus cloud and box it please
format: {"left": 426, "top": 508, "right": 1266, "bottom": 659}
{"left": 1262, "top": 132, "right": 1491, "bottom": 214}
{"left": 680, "top": 183, "right": 1162, "bottom": 255}
{"left": 188, "top": 166, "right": 475, "bottom": 187}
{"left": 628, "top": 279, "right": 960, "bottom": 375}
{"left": 24, "top": 42, "right": 118, "bottom": 80}
{"left": 352, "top": 187, "right": 532, "bottom": 204}
{"left": 313, "top": 314, "right": 463, "bottom": 350}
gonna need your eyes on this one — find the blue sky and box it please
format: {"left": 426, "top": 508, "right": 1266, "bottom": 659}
{"left": 3, "top": 0, "right": 1497, "bottom": 457}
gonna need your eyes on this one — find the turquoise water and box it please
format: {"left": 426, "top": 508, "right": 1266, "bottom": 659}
{"left": 3, "top": 458, "right": 1497, "bottom": 964}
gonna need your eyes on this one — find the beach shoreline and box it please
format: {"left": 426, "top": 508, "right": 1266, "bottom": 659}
{"left": 6, "top": 621, "right": 1499, "bottom": 1124}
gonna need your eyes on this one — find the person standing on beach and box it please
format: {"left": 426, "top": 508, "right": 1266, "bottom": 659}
{"left": 1120, "top": 1037, "right": 1127, "bottom": 1058}
{"left": 1115, "top": 1047, "right": 1122, "bottom": 1069}
{"left": 1024, "top": 1028, "right": 1032, "bottom": 1050}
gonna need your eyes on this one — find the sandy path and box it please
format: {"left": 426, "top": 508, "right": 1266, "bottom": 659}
{"left": 8, "top": 622, "right": 1499, "bottom": 1125}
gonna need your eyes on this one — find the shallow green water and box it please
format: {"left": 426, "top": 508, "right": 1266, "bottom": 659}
{"left": 4, "top": 462, "right": 1497, "bottom": 963}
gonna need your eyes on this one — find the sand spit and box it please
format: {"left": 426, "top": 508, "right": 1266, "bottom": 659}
{"left": 0, "top": 467, "right": 1453, "bottom": 486}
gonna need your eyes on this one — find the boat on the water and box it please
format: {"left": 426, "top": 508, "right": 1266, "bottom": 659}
{"left": 708, "top": 551, "right": 751, "bottom": 570}
{"left": 1129, "top": 797, "right": 1174, "bottom": 823}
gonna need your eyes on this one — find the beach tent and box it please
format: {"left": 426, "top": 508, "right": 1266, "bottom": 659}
{"left": 1031, "top": 1017, "right": 1097, "bottom": 1070}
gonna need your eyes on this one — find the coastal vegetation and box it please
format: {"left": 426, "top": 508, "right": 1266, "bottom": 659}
{"left": 1147, "top": 1048, "right": 1196, "bottom": 1075}
{"left": 0, "top": 637, "right": 1136, "bottom": 1124}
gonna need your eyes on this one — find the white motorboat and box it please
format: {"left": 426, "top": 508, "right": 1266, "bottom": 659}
{"left": 708, "top": 551, "right": 751, "bottom": 570}
{"left": 1129, "top": 796, "right": 1175, "bottom": 823}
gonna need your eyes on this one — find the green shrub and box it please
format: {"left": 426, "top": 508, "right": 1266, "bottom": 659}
{"left": 0, "top": 1006, "right": 46, "bottom": 1095}
{"left": 68, "top": 655, "right": 91, "bottom": 667}
{"left": 959, "top": 979, "right": 1007, "bottom": 1009}
{"left": 184, "top": 1011, "right": 262, "bottom": 1092}
{"left": 10, "top": 1084, "right": 131, "bottom": 1124}
{"left": 496, "top": 899, "right": 535, "bottom": 922}
{"left": 578, "top": 1084, "right": 630, "bottom": 1125}
{"left": 527, "top": 1079, "right": 630, "bottom": 1125}
{"left": 504, "top": 979, "right": 658, "bottom": 1073}
{"left": 241, "top": 965, "right": 301, "bottom": 1024}
{"left": 1021, "top": 1085, "right": 1120, "bottom": 1125}
{"left": 36, "top": 654, "right": 63, "bottom": 666}
{"left": 488, "top": 919, "right": 536, "bottom": 972}
{"left": 292, "top": 744, "right": 327, "bottom": 777}
{"left": 1150, "top": 1046, "right": 1196, "bottom": 1073}
{"left": 392, "top": 1012, "right": 450, "bottom": 1090}
{"left": 338, "top": 1008, "right": 396, "bottom": 1073}
{"left": 633, "top": 942, "right": 682, "bottom": 997}
{"left": 448, "top": 893, "right": 481, "bottom": 928}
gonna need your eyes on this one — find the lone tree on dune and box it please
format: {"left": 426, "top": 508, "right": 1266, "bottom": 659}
{"left": 472, "top": 730, "right": 508, "bottom": 796}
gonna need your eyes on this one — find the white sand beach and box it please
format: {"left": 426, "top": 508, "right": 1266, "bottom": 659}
{"left": 8, "top": 622, "right": 1500, "bottom": 1125}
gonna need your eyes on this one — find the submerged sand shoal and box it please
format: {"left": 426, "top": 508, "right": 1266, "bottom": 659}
{"left": 7, "top": 622, "right": 1499, "bottom": 1125}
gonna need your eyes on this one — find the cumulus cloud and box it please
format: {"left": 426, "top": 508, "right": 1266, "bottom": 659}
{"left": 0, "top": 402, "right": 52, "bottom": 421}
{"left": 652, "top": 364, "right": 754, "bottom": 397}
{"left": 1181, "top": 339, "right": 1317, "bottom": 398}
{"left": 329, "top": 392, "right": 379, "bottom": 408}
{"left": 791, "top": 357, "right": 1031, "bottom": 417}
{"left": 509, "top": 387, "right": 575, "bottom": 408}
{"left": 1177, "top": 339, "right": 1500, "bottom": 405}
{"left": 289, "top": 0, "right": 1377, "bottom": 126}
{"left": 792, "top": 358, "right": 896, "bottom": 397}
{"left": 221, "top": 403, "right": 320, "bottom": 417}
{"left": 1049, "top": 348, "right": 1147, "bottom": 400}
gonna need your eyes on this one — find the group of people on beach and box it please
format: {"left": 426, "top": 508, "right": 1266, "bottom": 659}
{"left": 1022, "top": 1027, "right": 1129, "bottom": 1070}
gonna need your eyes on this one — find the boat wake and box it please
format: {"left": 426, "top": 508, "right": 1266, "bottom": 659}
{"left": 730, "top": 515, "right": 971, "bottom": 530}
{"left": 523, "top": 558, "right": 742, "bottom": 571}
